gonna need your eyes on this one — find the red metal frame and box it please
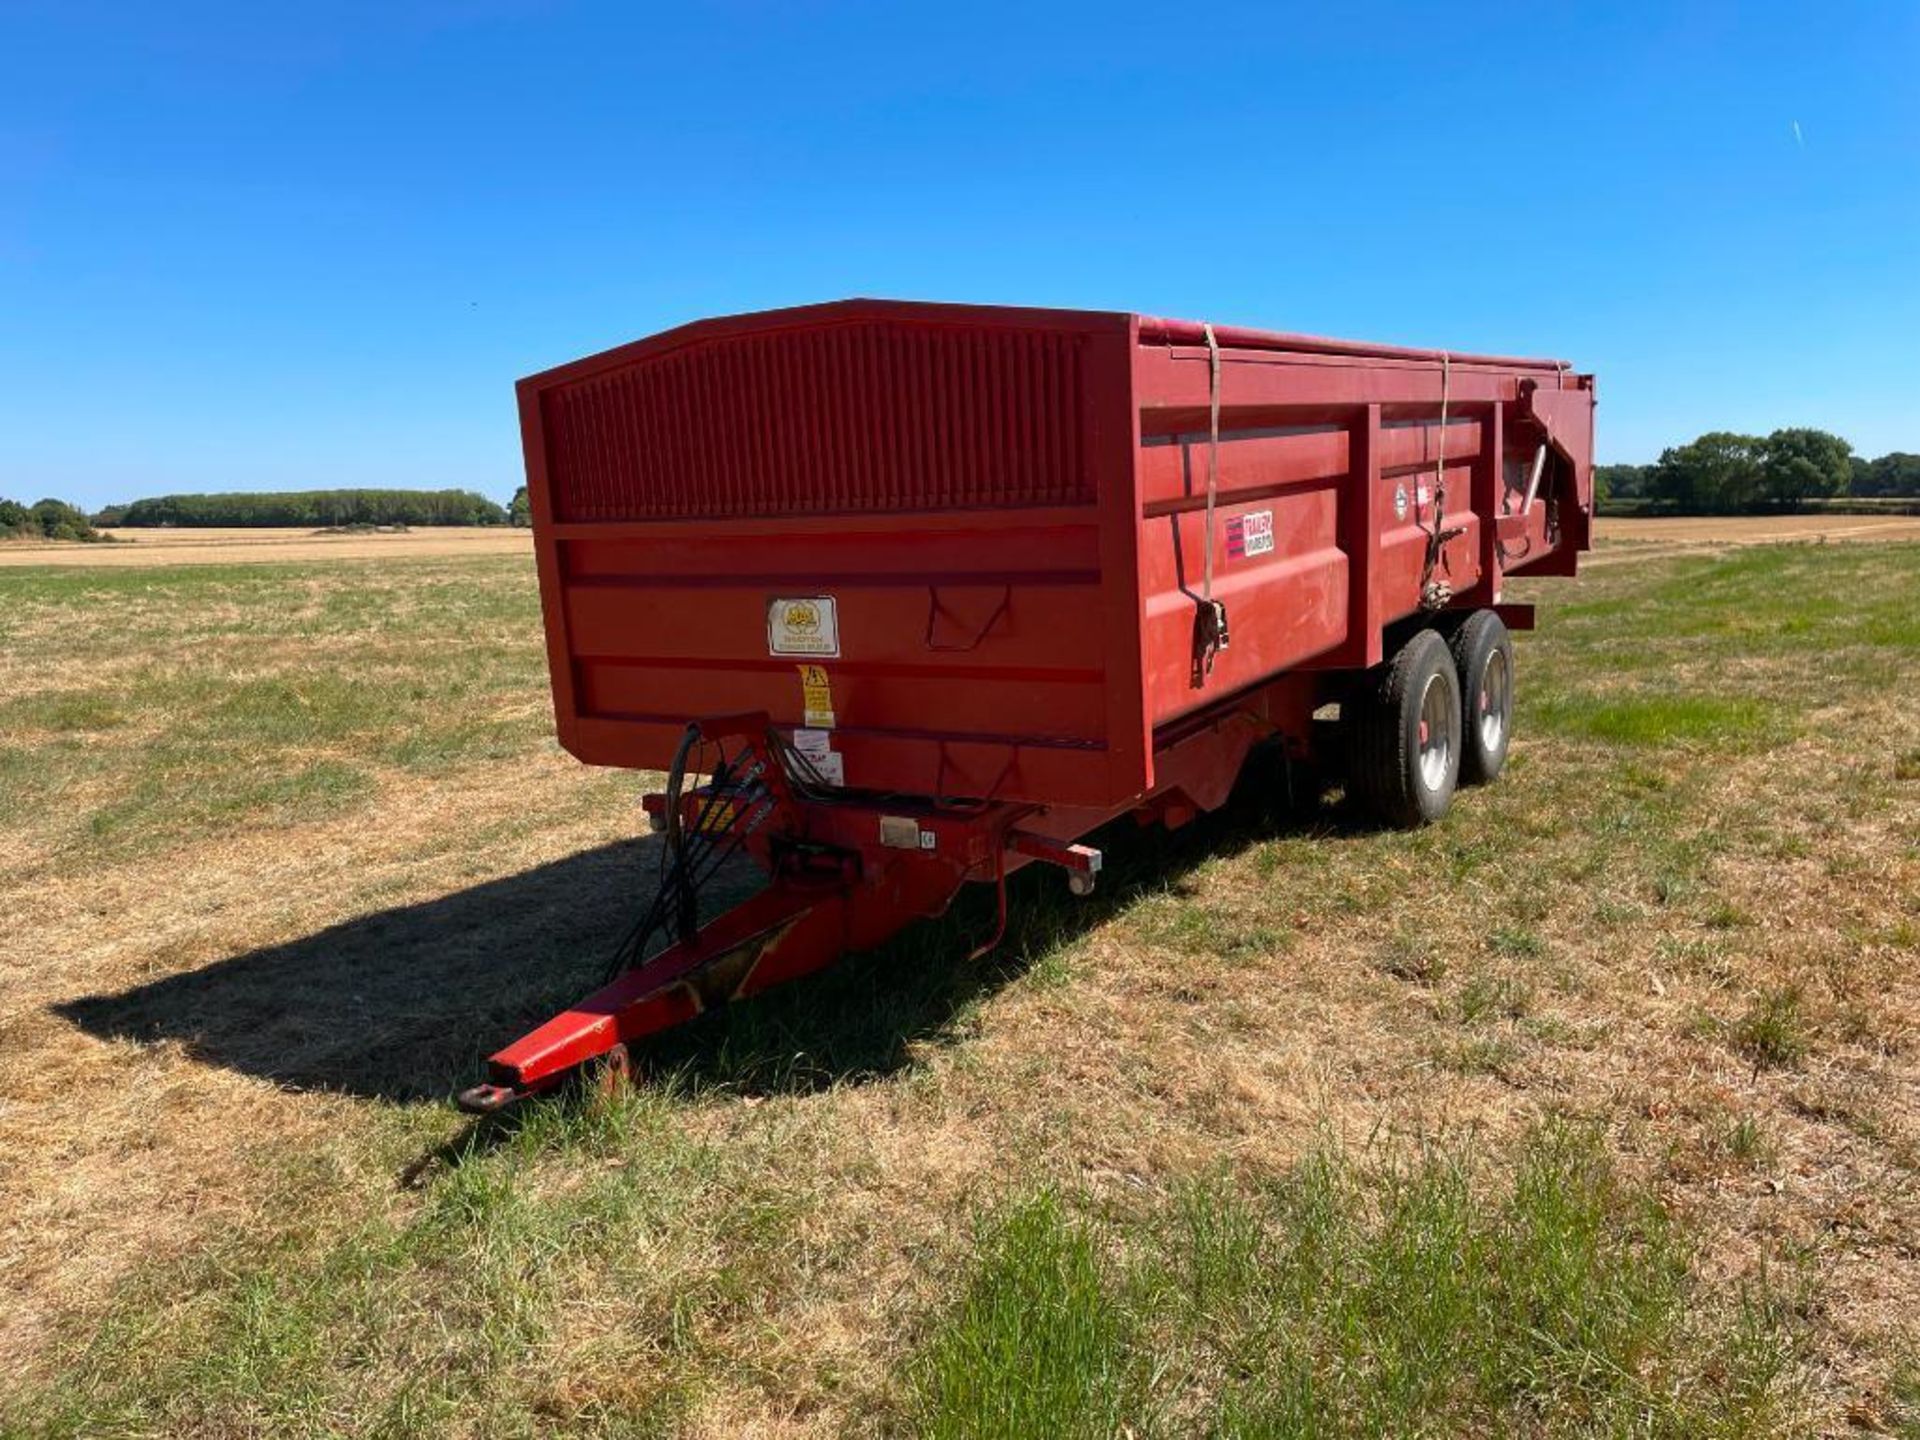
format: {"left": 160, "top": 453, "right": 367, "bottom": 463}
{"left": 461, "top": 300, "right": 1595, "bottom": 1111}
{"left": 459, "top": 702, "right": 1285, "bottom": 1112}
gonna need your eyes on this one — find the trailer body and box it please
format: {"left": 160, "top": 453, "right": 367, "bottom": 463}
{"left": 462, "top": 300, "right": 1594, "bottom": 1111}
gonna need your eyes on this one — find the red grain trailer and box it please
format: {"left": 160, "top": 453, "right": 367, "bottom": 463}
{"left": 459, "top": 299, "right": 1594, "bottom": 1112}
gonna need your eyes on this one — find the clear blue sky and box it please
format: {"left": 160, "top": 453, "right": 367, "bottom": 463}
{"left": 3, "top": 2, "right": 1915, "bottom": 509}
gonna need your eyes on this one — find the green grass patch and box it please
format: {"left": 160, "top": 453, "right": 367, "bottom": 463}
{"left": 1719, "top": 1112, "right": 1774, "bottom": 1169}
{"left": 1531, "top": 692, "right": 1777, "bottom": 747}
{"left": 0, "top": 688, "right": 128, "bottom": 733}
{"left": 1488, "top": 924, "right": 1545, "bottom": 958}
{"left": 912, "top": 1192, "right": 1136, "bottom": 1439}
{"left": 0, "top": 556, "right": 548, "bottom": 858}
{"left": 906, "top": 1123, "right": 1802, "bottom": 1437}
{"left": 1431, "top": 1033, "right": 1522, "bottom": 1077}
{"left": 1447, "top": 970, "right": 1534, "bottom": 1025}
{"left": 1124, "top": 886, "right": 1288, "bottom": 965}
{"left": 84, "top": 756, "right": 378, "bottom": 849}
{"left": 21, "top": 1085, "right": 801, "bottom": 1438}
{"left": 1732, "top": 986, "right": 1813, "bottom": 1071}
{"left": 1891, "top": 1353, "right": 1920, "bottom": 1439}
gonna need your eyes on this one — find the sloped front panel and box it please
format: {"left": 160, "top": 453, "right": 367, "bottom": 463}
{"left": 542, "top": 320, "right": 1092, "bottom": 521}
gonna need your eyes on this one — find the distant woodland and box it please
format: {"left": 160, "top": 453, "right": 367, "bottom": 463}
{"left": 1597, "top": 430, "right": 1920, "bottom": 513}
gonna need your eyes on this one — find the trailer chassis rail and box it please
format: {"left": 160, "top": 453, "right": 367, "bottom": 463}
{"left": 457, "top": 713, "right": 1105, "bottom": 1114}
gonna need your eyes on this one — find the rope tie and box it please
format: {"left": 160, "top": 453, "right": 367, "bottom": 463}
{"left": 1191, "top": 323, "right": 1230, "bottom": 680}
{"left": 1203, "top": 322, "right": 1221, "bottom": 607}
{"left": 1418, "top": 351, "right": 1466, "bottom": 612}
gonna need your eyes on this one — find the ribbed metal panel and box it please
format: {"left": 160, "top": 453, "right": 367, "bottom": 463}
{"left": 542, "top": 320, "right": 1091, "bottom": 520}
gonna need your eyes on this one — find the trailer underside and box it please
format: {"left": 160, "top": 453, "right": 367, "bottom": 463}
{"left": 459, "top": 606, "right": 1533, "bottom": 1113}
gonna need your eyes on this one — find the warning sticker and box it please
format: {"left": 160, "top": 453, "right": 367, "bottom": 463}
{"left": 691, "top": 798, "right": 740, "bottom": 834}
{"left": 768, "top": 596, "right": 840, "bottom": 656}
{"left": 792, "top": 726, "right": 845, "bottom": 787}
{"left": 796, "top": 663, "right": 836, "bottom": 729}
{"left": 1226, "top": 509, "right": 1275, "bottom": 558}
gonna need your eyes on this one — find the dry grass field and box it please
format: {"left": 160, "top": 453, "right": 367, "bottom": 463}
{"left": 1597, "top": 515, "right": 1920, "bottom": 545}
{"left": 0, "top": 525, "right": 532, "bottom": 569}
{"left": 1, "top": 526, "right": 1916, "bottom": 1436}
{"left": 1584, "top": 515, "right": 1920, "bottom": 571}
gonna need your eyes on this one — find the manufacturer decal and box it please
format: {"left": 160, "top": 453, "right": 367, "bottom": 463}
{"left": 1393, "top": 483, "right": 1410, "bottom": 521}
{"left": 878, "top": 815, "right": 923, "bottom": 850}
{"left": 876, "top": 816, "right": 939, "bottom": 851}
{"left": 1225, "top": 509, "right": 1275, "bottom": 559}
{"left": 768, "top": 596, "right": 840, "bottom": 656}
{"left": 796, "top": 663, "right": 836, "bottom": 728}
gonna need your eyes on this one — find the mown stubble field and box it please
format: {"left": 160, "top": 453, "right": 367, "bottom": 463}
{"left": 1, "top": 526, "right": 1916, "bottom": 1436}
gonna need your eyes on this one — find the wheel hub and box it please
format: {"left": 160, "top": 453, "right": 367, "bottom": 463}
{"left": 1417, "top": 672, "right": 1455, "bottom": 791}
{"left": 1478, "top": 649, "right": 1509, "bottom": 754}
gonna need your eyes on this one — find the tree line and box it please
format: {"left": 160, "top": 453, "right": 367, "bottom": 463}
{"left": 1597, "top": 430, "right": 1920, "bottom": 513}
{"left": 99, "top": 488, "right": 510, "bottom": 528}
{"left": 0, "top": 498, "right": 107, "bottom": 542}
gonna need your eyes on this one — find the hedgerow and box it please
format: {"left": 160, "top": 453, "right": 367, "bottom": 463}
{"left": 112, "top": 489, "right": 508, "bottom": 527}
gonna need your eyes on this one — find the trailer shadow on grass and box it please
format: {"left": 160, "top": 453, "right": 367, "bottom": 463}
{"left": 638, "top": 794, "right": 1326, "bottom": 1101}
{"left": 56, "top": 759, "right": 1372, "bottom": 1116}
{"left": 55, "top": 837, "right": 668, "bottom": 1105}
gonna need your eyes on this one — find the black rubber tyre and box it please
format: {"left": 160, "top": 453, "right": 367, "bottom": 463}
{"left": 1448, "top": 610, "right": 1514, "bottom": 786}
{"left": 1347, "top": 628, "right": 1462, "bottom": 828}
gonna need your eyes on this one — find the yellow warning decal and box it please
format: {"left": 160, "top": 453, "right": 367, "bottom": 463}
{"left": 796, "top": 663, "right": 835, "bottom": 728}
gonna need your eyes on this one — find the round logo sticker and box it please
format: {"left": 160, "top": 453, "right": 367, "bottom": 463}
{"left": 1393, "top": 483, "right": 1409, "bottom": 521}
{"left": 768, "top": 596, "right": 840, "bottom": 656}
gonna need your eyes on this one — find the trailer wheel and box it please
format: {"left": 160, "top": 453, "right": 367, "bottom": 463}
{"left": 1348, "top": 628, "right": 1461, "bottom": 828}
{"left": 1448, "top": 611, "right": 1513, "bottom": 785}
